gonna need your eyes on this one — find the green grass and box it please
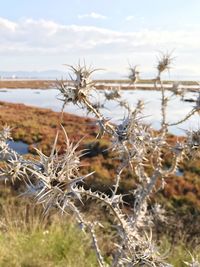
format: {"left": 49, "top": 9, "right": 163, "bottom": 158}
{"left": 159, "top": 237, "right": 200, "bottom": 267}
{"left": 0, "top": 191, "right": 98, "bottom": 267}
{"left": 0, "top": 189, "right": 199, "bottom": 267}
{"left": 0, "top": 212, "right": 199, "bottom": 267}
{"left": 0, "top": 220, "right": 98, "bottom": 267}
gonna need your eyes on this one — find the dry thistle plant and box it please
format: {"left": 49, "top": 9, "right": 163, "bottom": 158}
{"left": 156, "top": 52, "right": 174, "bottom": 79}
{"left": 1, "top": 54, "right": 200, "bottom": 267}
{"left": 128, "top": 64, "right": 140, "bottom": 84}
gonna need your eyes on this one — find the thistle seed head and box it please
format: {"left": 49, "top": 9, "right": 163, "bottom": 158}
{"left": 128, "top": 65, "right": 140, "bottom": 83}
{"left": 58, "top": 62, "right": 99, "bottom": 106}
{"left": 157, "top": 52, "right": 174, "bottom": 77}
{"left": 104, "top": 88, "right": 121, "bottom": 100}
{"left": 171, "top": 81, "right": 184, "bottom": 96}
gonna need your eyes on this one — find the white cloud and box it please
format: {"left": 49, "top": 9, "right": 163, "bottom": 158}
{"left": 1, "top": 17, "right": 200, "bottom": 51}
{"left": 125, "top": 16, "right": 135, "bottom": 21}
{"left": 78, "top": 12, "right": 107, "bottom": 20}
{"left": 0, "top": 17, "right": 17, "bottom": 31}
{"left": 1, "top": 17, "right": 200, "bottom": 76}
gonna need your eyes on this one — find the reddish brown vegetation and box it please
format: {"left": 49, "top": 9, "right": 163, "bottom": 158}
{"left": 0, "top": 80, "right": 56, "bottom": 89}
{"left": 0, "top": 101, "right": 200, "bottom": 212}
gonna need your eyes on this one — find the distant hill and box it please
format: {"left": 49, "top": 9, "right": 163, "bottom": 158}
{"left": 0, "top": 70, "right": 199, "bottom": 81}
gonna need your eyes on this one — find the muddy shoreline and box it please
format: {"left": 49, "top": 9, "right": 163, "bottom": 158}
{"left": 0, "top": 79, "right": 199, "bottom": 91}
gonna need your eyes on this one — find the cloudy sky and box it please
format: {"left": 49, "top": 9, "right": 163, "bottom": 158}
{"left": 1, "top": 0, "right": 200, "bottom": 79}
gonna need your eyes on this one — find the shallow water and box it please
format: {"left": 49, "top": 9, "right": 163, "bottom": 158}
{"left": 0, "top": 88, "right": 199, "bottom": 136}
{"left": 8, "top": 140, "right": 29, "bottom": 154}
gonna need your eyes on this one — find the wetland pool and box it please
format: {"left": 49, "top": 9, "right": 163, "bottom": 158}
{"left": 0, "top": 88, "right": 199, "bottom": 136}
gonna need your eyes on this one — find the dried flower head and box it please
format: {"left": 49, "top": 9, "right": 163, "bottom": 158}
{"left": 57, "top": 82, "right": 77, "bottom": 104}
{"left": 186, "top": 129, "right": 200, "bottom": 157}
{"left": 104, "top": 88, "right": 121, "bottom": 100}
{"left": 171, "top": 81, "right": 184, "bottom": 96}
{"left": 0, "top": 127, "right": 21, "bottom": 162}
{"left": 0, "top": 125, "right": 12, "bottom": 142}
{"left": 187, "top": 129, "right": 200, "bottom": 147}
{"left": 128, "top": 65, "right": 140, "bottom": 84}
{"left": 57, "top": 62, "right": 99, "bottom": 107}
{"left": 67, "top": 63, "right": 96, "bottom": 89}
{"left": 157, "top": 52, "right": 174, "bottom": 77}
{"left": 112, "top": 109, "right": 153, "bottom": 167}
{"left": 24, "top": 129, "right": 93, "bottom": 213}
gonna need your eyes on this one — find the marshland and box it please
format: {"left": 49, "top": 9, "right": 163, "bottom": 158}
{"left": 0, "top": 63, "right": 200, "bottom": 266}
{"left": 1, "top": 1, "right": 200, "bottom": 266}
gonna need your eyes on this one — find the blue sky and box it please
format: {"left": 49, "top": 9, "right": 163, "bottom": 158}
{"left": 1, "top": 0, "right": 200, "bottom": 79}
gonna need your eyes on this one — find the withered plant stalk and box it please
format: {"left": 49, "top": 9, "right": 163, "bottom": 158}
{"left": 0, "top": 56, "right": 200, "bottom": 266}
